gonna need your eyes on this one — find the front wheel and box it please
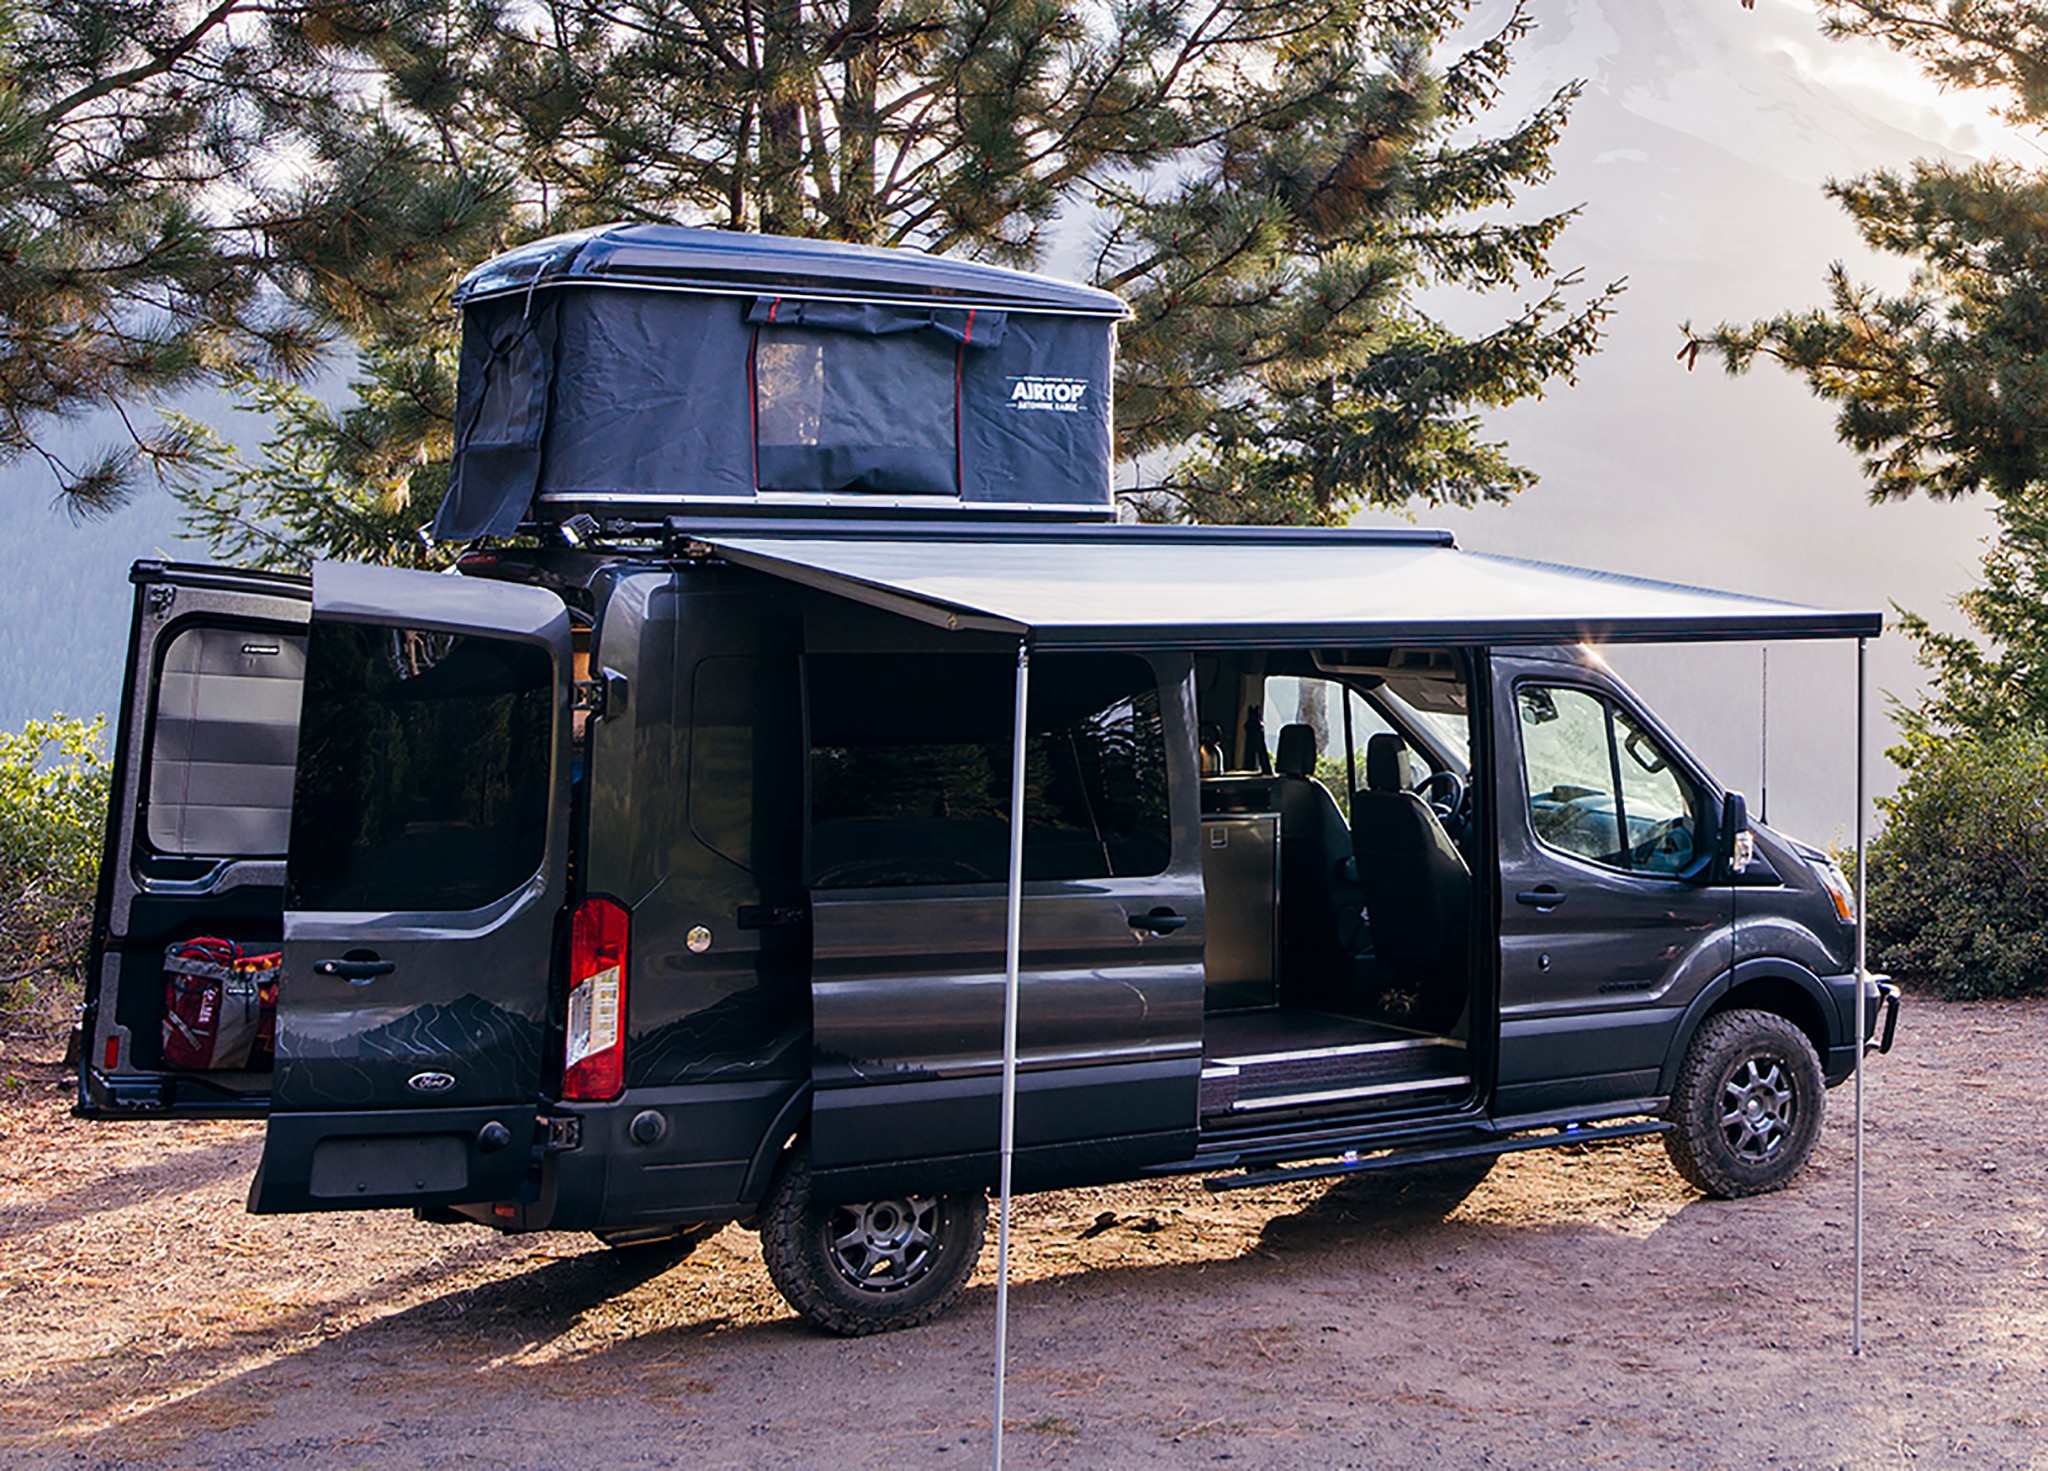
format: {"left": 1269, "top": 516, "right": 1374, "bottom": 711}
{"left": 1663, "top": 1008, "right": 1825, "bottom": 1198}
{"left": 759, "top": 1146, "right": 988, "bottom": 1336}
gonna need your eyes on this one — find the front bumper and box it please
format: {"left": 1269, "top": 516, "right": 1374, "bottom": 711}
{"left": 1868, "top": 978, "right": 1901, "bottom": 1055}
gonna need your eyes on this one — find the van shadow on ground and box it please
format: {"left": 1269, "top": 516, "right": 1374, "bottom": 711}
{"left": 47, "top": 1152, "right": 1722, "bottom": 1467}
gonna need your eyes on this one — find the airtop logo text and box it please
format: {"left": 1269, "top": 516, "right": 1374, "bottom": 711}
{"left": 1008, "top": 376, "right": 1090, "bottom": 412}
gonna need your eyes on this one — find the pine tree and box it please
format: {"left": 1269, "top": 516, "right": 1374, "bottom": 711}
{"left": 167, "top": 0, "right": 1613, "bottom": 559}
{"left": 0, "top": 0, "right": 513, "bottom": 515}
{"left": 1684, "top": 1, "right": 2048, "bottom": 752}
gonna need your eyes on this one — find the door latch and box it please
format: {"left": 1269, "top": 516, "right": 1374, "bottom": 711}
{"left": 573, "top": 668, "right": 630, "bottom": 719}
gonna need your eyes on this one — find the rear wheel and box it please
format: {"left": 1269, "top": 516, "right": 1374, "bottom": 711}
{"left": 1664, "top": 1008, "right": 1824, "bottom": 1198}
{"left": 760, "top": 1146, "right": 988, "bottom": 1336}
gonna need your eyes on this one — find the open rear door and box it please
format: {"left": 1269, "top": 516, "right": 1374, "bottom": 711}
{"left": 251, "top": 563, "right": 571, "bottom": 1214}
{"left": 80, "top": 563, "right": 311, "bottom": 1116}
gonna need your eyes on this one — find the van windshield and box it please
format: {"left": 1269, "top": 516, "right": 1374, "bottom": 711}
{"left": 287, "top": 623, "right": 553, "bottom": 913}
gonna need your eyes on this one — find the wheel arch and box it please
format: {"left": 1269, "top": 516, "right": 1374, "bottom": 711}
{"left": 739, "top": 1081, "right": 813, "bottom": 1208}
{"left": 1658, "top": 959, "right": 1833, "bottom": 1096}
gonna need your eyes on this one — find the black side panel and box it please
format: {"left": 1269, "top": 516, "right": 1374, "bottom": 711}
{"left": 805, "top": 639, "right": 1206, "bottom": 1180}
{"left": 79, "top": 563, "right": 311, "bottom": 1119}
{"left": 584, "top": 566, "right": 811, "bottom": 1091}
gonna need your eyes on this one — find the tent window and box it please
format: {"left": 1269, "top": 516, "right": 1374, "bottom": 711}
{"left": 807, "top": 652, "right": 1169, "bottom": 888}
{"left": 753, "top": 325, "right": 959, "bottom": 496}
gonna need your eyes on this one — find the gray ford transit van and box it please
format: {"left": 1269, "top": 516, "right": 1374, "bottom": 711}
{"left": 76, "top": 226, "right": 1899, "bottom": 1336}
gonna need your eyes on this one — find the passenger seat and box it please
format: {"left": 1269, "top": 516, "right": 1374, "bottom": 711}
{"left": 1351, "top": 732, "right": 1470, "bottom": 1031}
{"left": 1272, "top": 723, "right": 1368, "bottom": 986}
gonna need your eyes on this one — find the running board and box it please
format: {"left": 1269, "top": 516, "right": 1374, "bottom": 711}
{"left": 1200, "top": 1119, "right": 1673, "bottom": 1192}
{"left": 1201, "top": 1036, "right": 1467, "bottom": 1116}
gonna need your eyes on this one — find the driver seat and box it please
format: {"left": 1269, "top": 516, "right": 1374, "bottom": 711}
{"left": 1351, "top": 732, "right": 1470, "bottom": 1029}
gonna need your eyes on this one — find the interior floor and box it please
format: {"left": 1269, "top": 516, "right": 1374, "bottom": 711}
{"left": 1199, "top": 1007, "right": 1470, "bottom": 1120}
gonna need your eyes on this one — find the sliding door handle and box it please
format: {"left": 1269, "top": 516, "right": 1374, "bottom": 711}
{"left": 1128, "top": 908, "right": 1189, "bottom": 935}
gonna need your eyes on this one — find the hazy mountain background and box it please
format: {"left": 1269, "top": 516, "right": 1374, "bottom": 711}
{"left": 1350, "top": 0, "right": 2013, "bottom": 848}
{"left": 0, "top": 0, "right": 2015, "bottom": 846}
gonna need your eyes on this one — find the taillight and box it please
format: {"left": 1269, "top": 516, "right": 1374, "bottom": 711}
{"left": 563, "top": 897, "right": 629, "bottom": 1101}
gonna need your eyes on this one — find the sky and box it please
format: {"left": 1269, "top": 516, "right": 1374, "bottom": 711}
{"left": 1344, "top": 0, "right": 2022, "bottom": 848}
{"left": 0, "top": 0, "right": 2031, "bottom": 848}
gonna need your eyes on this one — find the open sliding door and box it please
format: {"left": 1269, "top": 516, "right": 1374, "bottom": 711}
{"left": 803, "top": 648, "right": 1205, "bottom": 1196}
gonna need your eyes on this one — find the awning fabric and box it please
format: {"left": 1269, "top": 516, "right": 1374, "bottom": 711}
{"left": 697, "top": 525, "right": 1881, "bottom": 647}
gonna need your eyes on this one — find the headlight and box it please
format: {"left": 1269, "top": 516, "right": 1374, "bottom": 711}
{"left": 1817, "top": 859, "right": 1857, "bottom": 925}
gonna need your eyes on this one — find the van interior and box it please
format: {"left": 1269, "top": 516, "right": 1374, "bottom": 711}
{"left": 1193, "top": 648, "right": 1479, "bottom": 1125}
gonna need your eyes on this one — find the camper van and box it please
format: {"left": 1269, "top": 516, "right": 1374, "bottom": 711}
{"left": 77, "top": 226, "right": 1899, "bottom": 1337}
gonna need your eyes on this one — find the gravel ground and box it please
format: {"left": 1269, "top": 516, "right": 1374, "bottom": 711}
{"left": 2, "top": 996, "right": 2043, "bottom": 1469}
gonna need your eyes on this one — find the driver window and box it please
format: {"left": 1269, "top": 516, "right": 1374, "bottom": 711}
{"left": 1518, "top": 685, "right": 1701, "bottom": 876}
{"left": 1612, "top": 705, "right": 1700, "bottom": 875}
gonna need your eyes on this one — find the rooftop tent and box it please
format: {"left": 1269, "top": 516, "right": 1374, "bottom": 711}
{"left": 431, "top": 226, "right": 1128, "bottom": 540}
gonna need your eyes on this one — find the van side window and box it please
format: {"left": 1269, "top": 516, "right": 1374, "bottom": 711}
{"left": 807, "top": 652, "right": 1168, "bottom": 887}
{"left": 146, "top": 625, "right": 306, "bottom": 856}
{"left": 1518, "top": 685, "right": 1701, "bottom": 876}
{"left": 287, "top": 624, "right": 554, "bottom": 912}
{"left": 1261, "top": 675, "right": 1399, "bottom": 803}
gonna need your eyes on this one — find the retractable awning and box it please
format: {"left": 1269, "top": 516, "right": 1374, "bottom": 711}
{"left": 690, "top": 518, "right": 1885, "bottom": 1466}
{"left": 695, "top": 524, "right": 1882, "bottom": 646}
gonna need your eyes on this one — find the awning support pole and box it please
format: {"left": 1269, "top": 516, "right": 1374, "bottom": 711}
{"left": 992, "top": 639, "right": 1029, "bottom": 1470}
{"left": 1853, "top": 636, "right": 1867, "bottom": 1356}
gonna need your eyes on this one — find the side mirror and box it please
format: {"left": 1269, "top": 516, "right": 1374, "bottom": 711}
{"left": 1717, "top": 791, "right": 1751, "bottom": 868}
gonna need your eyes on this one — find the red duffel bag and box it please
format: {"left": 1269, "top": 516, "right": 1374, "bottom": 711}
{"left": 162, "top": 938, "right": 281, "bottom": 1071}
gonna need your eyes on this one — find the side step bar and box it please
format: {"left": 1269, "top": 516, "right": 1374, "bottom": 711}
{"left": 1201, "top": 1118, "right": 1672, "bottom": 1193}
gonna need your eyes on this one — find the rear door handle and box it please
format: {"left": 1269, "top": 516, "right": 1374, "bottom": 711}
{"left": 1515, "top": 886, "right": 1567, "bottom": 912}
{"left": 1128, "top": 908, "right": 1189, "bottom": 935}
{"left": 315, "top": 957, "right": 396, "bottom": 983}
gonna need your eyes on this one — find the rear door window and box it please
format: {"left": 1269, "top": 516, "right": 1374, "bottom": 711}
{"left": 146, "top": 625, "right": 306, "bottom": 856}
{"left": 287, "top": 623, "right": 554, "bottom": 912}
{"left": 807, "top": 652, "right": 1169, "bottom": 887}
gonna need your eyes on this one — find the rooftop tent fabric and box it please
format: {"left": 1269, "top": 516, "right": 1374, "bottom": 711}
{"left": 433, "top": 294, "right": 561, "bottom": 541}
{"left": 432, "top": 242, "right": 1123, "bottom": 538}
{"left": 698, "top": 528, "right": 1884, "bottom": 647}
{"left": 963, "top": 313, "right": 1114, "bottom": 510}
{"left": 537, "top": 289, "right": 755, "bottom": 503}
{"left": 743, "top": 296, "right": 1009, "bottom": 347}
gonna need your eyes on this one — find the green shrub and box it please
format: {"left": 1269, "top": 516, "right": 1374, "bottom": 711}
{"left": 1868, "top": 726, "right": 2048, "bottom": 998}
{"left": 0, "top": 715, "right": 110, "bottom": 1036}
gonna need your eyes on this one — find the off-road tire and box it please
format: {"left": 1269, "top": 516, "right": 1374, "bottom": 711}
{"left": 1664, "top": 1007, "right": 1825, "bottom": 1198}
{"left": 759, "top": 1146, "right": 988, "bottom": 1337}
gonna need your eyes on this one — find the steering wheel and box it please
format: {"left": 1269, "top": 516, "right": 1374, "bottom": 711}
{"left": 1413, "top": 768, "right": 1466, "bottom": 824}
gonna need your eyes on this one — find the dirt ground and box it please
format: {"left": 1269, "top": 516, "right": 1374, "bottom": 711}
{"left": 2, "top": 998, "right": 2043, "bottom": 1470}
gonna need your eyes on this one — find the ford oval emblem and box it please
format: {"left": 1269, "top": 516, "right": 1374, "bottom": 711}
{"left": 407, "top": 1071, "right": 457, "bottom": 1095}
